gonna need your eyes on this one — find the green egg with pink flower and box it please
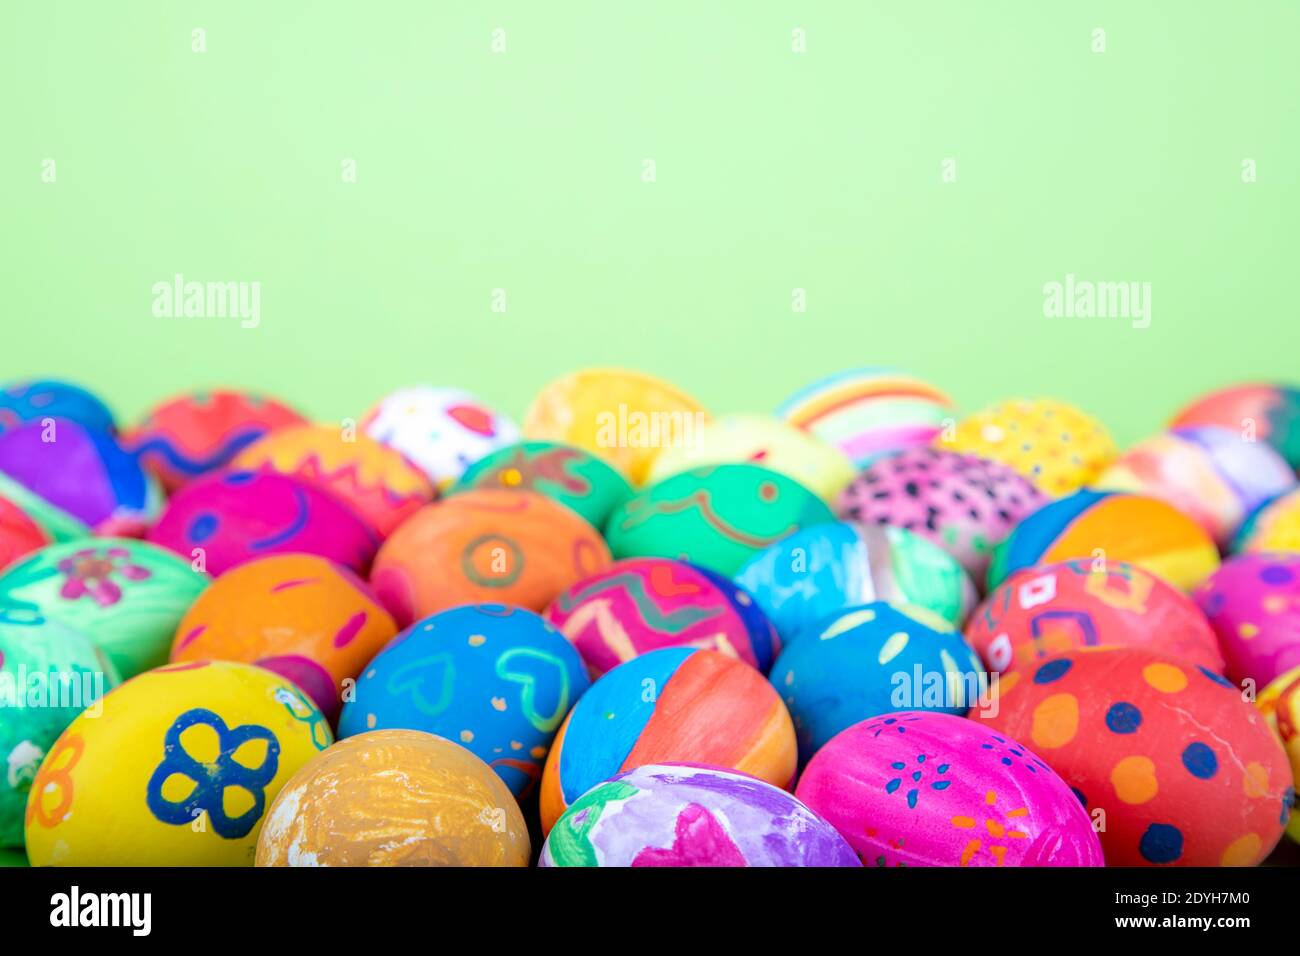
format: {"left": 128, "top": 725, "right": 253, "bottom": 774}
{"left": 0, "top": 538, "right": 208, "bottom": 847}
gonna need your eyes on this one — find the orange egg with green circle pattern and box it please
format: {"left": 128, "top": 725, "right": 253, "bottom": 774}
{"left": 232, "top": 423, "right": 435, "bottom": 538}
{"left": 370, "top": 489, "right": 612, "bottom": 628}
{"left": 982, "top": 646, "right": 1290, "bottom": 866}
{"left": 171, "top": 553, "right": 398, "bottom": 722}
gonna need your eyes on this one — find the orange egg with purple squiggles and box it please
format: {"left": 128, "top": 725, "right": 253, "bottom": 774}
{"left": 233, "top": 423, "right": 435, "bottom": 538}
{"left": 147, "top": 471, "right": 378, "bottom": 577}
{"left": 171, "top": 553, "right": 397, "bottom": 720}
{"left": 370, "top": 488, "right": 611, "bottom": 627}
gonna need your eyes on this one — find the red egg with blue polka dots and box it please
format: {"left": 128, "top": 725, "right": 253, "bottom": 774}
{"left": 980, "top": 646, "right": 1290, "bottom": 866}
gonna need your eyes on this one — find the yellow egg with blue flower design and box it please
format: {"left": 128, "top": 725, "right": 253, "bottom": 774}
{"left": 24, "top": 660, "right": 331, "bottom": 866}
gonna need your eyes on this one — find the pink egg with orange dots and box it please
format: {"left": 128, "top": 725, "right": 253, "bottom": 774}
{"left": 232, "top": 423, "right": 435, "bottom": 537}
{"left": 171, "top": 553, "right": 398, "bottom": 721}
{"left": 124, "top": 390, "right": 307, "bottom": 492}
{"left": 370, "top": 488, "right": 612, "bottom": 627}
{"left": 967, "top": 559, "right": 1224, "bottom": 676}
{"left": 1194, "top": 553, "right": 1300, "bottom": 688}
{"left": 146, "top": 471, "right": 378, "bottom": 577}
{"left": 795, "top": 711, "right": 1103, "bottom": 867}
{"left": 983, "top": 647, "right": 1290, "bottom": 866}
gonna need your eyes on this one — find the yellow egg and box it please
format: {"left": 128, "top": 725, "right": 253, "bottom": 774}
{"left": 255, "top": 730, "right": 530, "bottom": 867}
{"left": 24, "top": 660, "right": 331, "bottom": 866}
{"left": 938, "top": 398, "right": 1117, "bottom": 496}
{"left": 1257, "top": 665, "right": 1300, "bottom": 843}
{"left": 523, "top": 368, "right": 708, "bottom": 485}
{"left": 646, "top": 414, "right": 856, "bottom": 502}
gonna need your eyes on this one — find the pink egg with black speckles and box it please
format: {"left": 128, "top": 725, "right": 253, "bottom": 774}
{"left": 1194, "top": 553, "right": 1300, "bottom": 687}
{"left": 795, "top": 711, "right": 1104, "bottom": 867}
{"left": 147, "top": 470, "right": 378, "bottom": 577}
{"left": 837, "top": 448, "right": 1047, "bottom": 584}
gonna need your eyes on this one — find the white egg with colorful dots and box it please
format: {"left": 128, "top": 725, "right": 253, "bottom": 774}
{"left": 362, "top": 386, "right": 520, "bottom": 491}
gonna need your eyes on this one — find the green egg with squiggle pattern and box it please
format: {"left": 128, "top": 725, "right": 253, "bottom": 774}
{"left": 605, "top": 464, "right": 834, "bottom": 576}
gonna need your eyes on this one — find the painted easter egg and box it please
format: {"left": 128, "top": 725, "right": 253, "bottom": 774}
{"left": 1096, "top": 427, "right": 1295, "bottom": 546}
{"left": 1257, "top": 666, "right": 1300, "bottom": 843}
{"left": 776, "top": 368, "right": 955, "bottom": 469}
{"left": 1236, "top": 486, "right": 1300, "bottom": 553}
{"left": 645, "top": 414, "right": 856, "bottom": 502}
{"left": 172, "top": 554, "right": 397, "bottom": 720}
{"left": 539, "top": 647, "right": 797, "bottom": 833}
{"left": 0, "top": 539, "right": 209, "bottom": 845}
{"left": 123, "top": 390, "right": 306, "bottom": 492}
{"left": 937, "top": 398, "right": 1117, "bottom": 497}
{"left": 232, "top": 422, "right": 435, "bottom": 537}
{"left": 256, "top": 730, "right": 530, "bottom": 866}
{"left": 24, "top": 660, "right": 332, "bottom": 866}
{"left": 837, "top": 447, "right": 1047, "bottom": 583}
{"left": 338, "top": 604, "right": 589, "bottom": 797}
{"left": 453, "top": 440, "right": 633, "bottom": 528}
{"left": 545, "top": 558, "right": 779, "bottom": 677}
{"left": 363, "top": 385, "right": 519, "bottom": 491}
{"left": 1170, "top": 383, "right": 1300, "bottom": 471}
{"left": 1, "top": 539, "right": 207, "bottom": 678}
{"left": 605, "top": 464, "right": 834, "bottom": 576}
{"left": 1193, "top": 554, "right": 1300, "bottom": 688}
{"left": 370, "top": 489, "right": 610, "bottom": 627}
{"left": 147, "top": 471, "right": 378, "bottom": 577}
{"left": 795, "top": 711, "right": 1104, "bottom": 867}
{"left": 988, "top": 490, "right": 1220, "bottom": 593}
{"left": 968, "top": 560, "right": 1224, "bottom": 676}
{"left": 983, "top": 648, "right": 1290, "bottom": 866}
{"left": 523, "top": 368, "right": 708, "bottom": 484}
{"left": 770, "top": 602, "right": 986, "bottom": 763}
{"left": 0, "top": 495, "right": 49, "bottom": 572}
{"left": 541, "top": 764, "right": 860, "bottom": 867}
{"left": 0, "top": 380, "right": 115, "bottom": 434}
{"left": 734, "top": 521, "right": 975, "bottom": 647}
{"left": 0, "top": 630, "right": 117, "bottom": 848}
{"left": 0, "top": 420, "right": 161, "bottom": 538}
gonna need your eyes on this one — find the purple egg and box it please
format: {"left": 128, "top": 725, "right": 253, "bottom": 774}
{"left": 1194, "top": 552, "right": 1300, "bottom": 687}
{"left": 540, "top": 763, "right": 860, "bottom": 867}
{"left": 146, "top": 470, "right": 378, "bottom": 577}
{"left": 0, "top": 419, "right": 159, "bottom": 535}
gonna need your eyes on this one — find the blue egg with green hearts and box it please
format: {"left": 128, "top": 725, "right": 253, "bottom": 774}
{"left": 770, "top": 600, "right": 987, "bottom": 765}
{"left": 338, "top": 603, "right": 590, "bottom": 796}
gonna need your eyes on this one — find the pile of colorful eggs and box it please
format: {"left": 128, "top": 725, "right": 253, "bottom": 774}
{"left": 2, "top": 371, "right": 1299, "bottom": 868}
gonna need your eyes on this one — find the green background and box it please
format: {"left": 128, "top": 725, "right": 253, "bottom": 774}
{"left": 4, "top": 2, "right": 1297, "bottom": 445}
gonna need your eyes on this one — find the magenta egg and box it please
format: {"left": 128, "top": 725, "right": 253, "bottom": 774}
{"left": 795, "top": 711, "right": 1104, "bottom": 867}
{"left": 1194, "top": 553, "right": 1300, "bottom": 687}
{"left": 147, "top": 470, "right": 378, "bottom": 576}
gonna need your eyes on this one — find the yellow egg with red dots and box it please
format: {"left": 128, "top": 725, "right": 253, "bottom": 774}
{"left": 983, "top": 647, "right": 1290, "bottom": 866}
{"left": 24, "top": 661, "right": 331, "bottom": 866}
